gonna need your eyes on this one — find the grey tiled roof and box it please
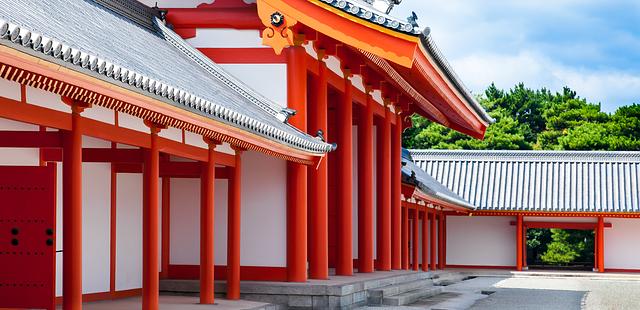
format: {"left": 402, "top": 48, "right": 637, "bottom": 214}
{"left": 0, "top": 0, "right": 334, "bottom": 154}
{"left": 409, "top": 150, "right": 640, "bottom": 213}
{"left": 401, "top": 149, "right": 475, "bottom": 210}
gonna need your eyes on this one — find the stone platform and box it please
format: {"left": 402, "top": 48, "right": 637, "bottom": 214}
{"left": 160, "top": 270, "right": 455, "bottom": 309}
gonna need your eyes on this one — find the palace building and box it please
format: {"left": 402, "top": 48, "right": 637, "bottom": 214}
{"left": 15, "top": 0, "right": 639, "bottom": 309}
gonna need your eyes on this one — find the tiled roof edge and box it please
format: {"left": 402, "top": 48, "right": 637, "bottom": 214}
{"left": 0, "top": 16, "right": 334, "bottom": 154}
{"left": 409, "top": 149, "right": 640, "bottom": 163}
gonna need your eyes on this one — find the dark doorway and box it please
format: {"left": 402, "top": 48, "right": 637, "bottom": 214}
{"left": 526, "top": 228, "right": 595, "bottom": 271}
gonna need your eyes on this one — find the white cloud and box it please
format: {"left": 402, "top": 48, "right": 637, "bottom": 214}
{"left": 452, "top": 52, "right": 640, "bottom": 112}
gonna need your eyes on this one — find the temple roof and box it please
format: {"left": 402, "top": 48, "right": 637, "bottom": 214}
{"left": 0, "top": 0, "right": 334, "bottom": 155}
{"left": 401, "top": 149, "right": 475, "bottom": 210}
{"left": 409, "top": 150, "right": 640, "bottom": 214}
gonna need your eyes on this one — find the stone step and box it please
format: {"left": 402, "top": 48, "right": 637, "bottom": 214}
{"left": 367, "top": 279, "right": 434, "bottom": 305}
{"left": 381, "top": 287, "right": 444, "bottom": 306}
{"left": 432, "top": 272, "right": 470, "bottom": 286}
{"left": 363, "top": 271, "right": 433, "bottom": 291}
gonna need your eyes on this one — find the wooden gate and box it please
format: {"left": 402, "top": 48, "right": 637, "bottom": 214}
{"left": 0, "top": 165, "right": 56, "bottom": 310}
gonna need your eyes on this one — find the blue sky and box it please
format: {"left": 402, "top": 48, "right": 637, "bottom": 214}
{"left": 393, "top": 0, "right": 640, "bottom": 112}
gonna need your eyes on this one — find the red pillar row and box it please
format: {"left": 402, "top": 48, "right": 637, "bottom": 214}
{"left": 336, "top": 69, "right": 353, "bottom": 276}
{"left": 199, "top": 140, "right": 218, "bottom": 304}
{"left": 438, "top": 213, "right": 445, "bottom": 270}
{"left": 308, "top": 53, "right": 329, "bottom": 280}
{"left": 286, "top": 44, "right": 308, "bottom": 282}
{"left": 412, "top": 209, "right": 419, "bottom": 271}
{"left": 227, "top": 148, "right": 243, "bottom": 299}
{"left": 143, "top": 122, "right": 161, "bottom": 310}
{"left": 62, "top": 104, "right": 84, "bottom": 310}
{"left": 391, "top": 113, "right": 402, "bottom": 270}
{"left": 357, "top": 90, "right": 374, "bottom": 273}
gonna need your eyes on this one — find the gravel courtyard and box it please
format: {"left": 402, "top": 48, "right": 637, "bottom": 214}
{"left": 366, "top": 273, "right": 640, "bottom": 310}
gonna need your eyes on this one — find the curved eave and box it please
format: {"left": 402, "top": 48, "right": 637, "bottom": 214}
{"left": 263, "top": 0, "right": 419, "bottom": 67}
{"left": 402, "top": 184, "right": 472, "bottom": 213}
{"left": 0, "top": 45, "right": 323, "bottom": 164}
{"left": 263, "top": 0, "right": 489, "bottom": 139}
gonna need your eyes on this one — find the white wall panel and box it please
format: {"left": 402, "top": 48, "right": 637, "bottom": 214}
{"left": 240, "top": 151, "right": 286, "bottom": 266}
{"left": 184, "top": 130, "right": 208, "bottom": 149}
{"left": 169, "top": 178, "right": 200, "bottom": 265}
{"left": 115, "top": 173, "right": 142, "bottom": 290}
{"left": 222, "top": 64, "right": 287, "bottom": 107}
{"left": 446, "top": 216, "right": 516, "bottom": 267}
{"left": 81, "top": 163, "right": 111, "bottom": 294}
{"left": 605, "top": 218, "right": 640, "bottom": 269}
{"left": 83, "top": 105, "right": 115, "bottom": 125}
{"left": 0, "top": 78, "right": 21, "bottom": 101}
{"left": 25, "top": 86, "right": 70, "bottom": 113}
{"left": 187, "top": 29, "right": 263, "bottom": 48}
{"left": 118, "top": 112, "right": 147, "bottom": 133}
{"left": 214, "top": 180, "right": 229, "bottom": 265}
{"left": 158, "top": 126, "right": 182, "bottom": 142}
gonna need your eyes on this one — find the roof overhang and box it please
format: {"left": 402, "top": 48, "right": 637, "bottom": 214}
{"left": 402, "top": 183, "right": 471, "bottom": 213}
{"left": 257, "top": 0, "right": 490, "bottom": 139}
{"left": 0, "top": 44, "right": 323, "bottom": 165}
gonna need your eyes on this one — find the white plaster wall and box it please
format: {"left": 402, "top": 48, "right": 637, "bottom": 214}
{"left": 240, "top": 151, "right": 286, "bottom": 267}
{"left": 158, "top": 126, "right": 182, "bottom": 143}
{"left": 605, "top": 218, "right": 640, "bottom": 269}
{"left": 115, "top": 173, "right": 143, "bottom": 290}
{"left": 169, "top": 178, "right": 200, "bottom": 265}
{"left": 81, "top": 163, "right": 111, "bottom": 294}
{"left": 169, "top": 151, "right": 286, "bottom": 267}
{"left": 167, "top": 177, "right": 228, "bottom": 265}
{"left": 83, "top": 105, "right": 115, "bottom": 125}
{"left": 446, "top": 216, "right": 516, "bottom": 267}
{"left": 25, "top": 86, "right": 70, "bottom": 113}
{"left": 117, "top": 112, "right": 147, "bottom": 133}
{"left": 188, "top": 29, "right": 263, "bottom": 48}
{"left": 0, "top": 78, "right": 21, "bottom": 101}
{"left": 221, "top": 64, "right": 287, "bottom": 108}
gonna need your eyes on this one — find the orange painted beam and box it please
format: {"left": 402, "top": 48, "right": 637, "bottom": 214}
{"left": 166, "top": 7, "right": 262, "bottom": 29}
{"left": 199, "top": 48, "right": 286, "bottom": 64}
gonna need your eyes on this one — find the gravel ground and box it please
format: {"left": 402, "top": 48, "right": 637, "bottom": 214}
{"left": 359, "top": 275, "right": 640, "bottom": 309}
{"left": 453, "top": 276, "right": 640, "bottom": 310}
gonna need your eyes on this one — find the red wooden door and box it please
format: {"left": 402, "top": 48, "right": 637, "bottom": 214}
{"left": 0, "top": 165, "right": 56, "bottom": 310}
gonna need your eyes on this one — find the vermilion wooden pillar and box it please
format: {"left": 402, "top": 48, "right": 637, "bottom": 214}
{"left": 336, "top": 69, "right": 353, "bottom": 276}
{"left": 286, "top": 44, "right": 308, "bottom": 282}
{"left": 516, "top": 215, "right": 523, "bottom": 271}
{"left": 430, "top": 210, "right": 436, "bottom": 270}
{"left": 62, "top": 104, "right": 84, "bottom": 310}
{"left": 377, "top": 107, "right": 392, "bottom": 271}
{"left": 597, "top": 217, "right": 605, "bottom": 273}
{"left": 421, "top": 209, "right": 428, "bottom": 271}
{"left": 308, "top": 52, "right": 329, "bottom": 280}
{"left": 200, "top": 140, "right": 218, "bottom": 304}
{"left": 227, "top": 147, "right": 243, "bottom": 299}
{"left": 357, "top": 90, "right": 374, "bottom": 273}
{"left": 391, "top": 113, "right": 402, "bottom": 270}
{"left": 401, "top": 206, "right": 409, "bottom": 269}
{"left": 438, "top": 213, "right": 445, "bottom": 269}
{"left": 143, "top": 121, "right": 162, "bottom": 310}
{"left": 412, "top": 209, "right": 419, "bottom": 271}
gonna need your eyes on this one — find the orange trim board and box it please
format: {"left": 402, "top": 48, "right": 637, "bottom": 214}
{"left": 168, "top": 265, "right": 287, "bottom": 282}
{"left": 199, "top": 48, "right": 287, "bottom": 64}
{"left": 0, "top": 46, "right": 321, "bottom": 164}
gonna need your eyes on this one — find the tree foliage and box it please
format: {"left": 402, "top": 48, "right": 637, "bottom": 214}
{"left": 403, "top": 83, "right": 640, "bottom": 151}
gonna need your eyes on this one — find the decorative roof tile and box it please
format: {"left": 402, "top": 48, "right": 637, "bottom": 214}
{"left": 0, "top": 0, "right": 335, "bottom": 154}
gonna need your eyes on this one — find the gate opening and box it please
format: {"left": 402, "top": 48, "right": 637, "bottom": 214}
{"left": 526, "top": 228, "right": 595, "bottom": 271}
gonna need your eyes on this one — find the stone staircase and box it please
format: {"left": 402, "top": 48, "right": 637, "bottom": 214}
{"left": 160, "top": 270, "right": 465, "bottom": 309}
